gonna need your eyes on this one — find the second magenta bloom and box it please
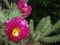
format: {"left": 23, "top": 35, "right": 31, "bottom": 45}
{"left": 17, "top": 0, "right": 32, "bottom": 17}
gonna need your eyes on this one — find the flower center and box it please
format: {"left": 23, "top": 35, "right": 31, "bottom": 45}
{"left": 12, "top": 28, "right": 20, "bottom": 37}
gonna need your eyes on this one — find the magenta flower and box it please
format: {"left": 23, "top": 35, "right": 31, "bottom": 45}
{"left": 5, "top": 16, "right": 30, "bottom": 42}
{"left": 17, "top": 0, "right": 32, "bottom": 17}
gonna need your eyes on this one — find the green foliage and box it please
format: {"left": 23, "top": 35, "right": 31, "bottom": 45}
{"left": 3, "top": 0, "right": 10, "bottom": 8}
{"left": 28, "top": 16, "right": 60, "bottom": 44}
{"left": 35, "top": 16, "right": 51, "bottom": 34}
{"left": 44, "top": 20, "right": 60, "bottom": 36}
{"left": 29, "top": 19, "right": 34, "bottom": 36}
{"left": 41, "top": 35, "right": 60, "bottom": 43}
{"left": 33, "top": 16, "right": 51, "bottom": 40}
{"left": 33, "top": 16, "right": 60, "bottom": 43}
{"left": 25, "top": 0, "right": 29, "bottom": 3}
{"left": 0, "top": 10, "right": 7, "bottom": 23}
{"left": 8, "top": 4, "right": 21, "bottom": 19}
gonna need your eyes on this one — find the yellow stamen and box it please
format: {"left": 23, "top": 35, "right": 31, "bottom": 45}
{"left": 12, "top": 28, "right": 20, "bottom": 37}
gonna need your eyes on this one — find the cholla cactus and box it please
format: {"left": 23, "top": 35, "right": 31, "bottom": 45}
{"left": 0, "top": 0, "right": 60, "bottom": 45}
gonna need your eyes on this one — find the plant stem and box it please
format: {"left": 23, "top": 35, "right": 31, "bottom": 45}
{"left": 3, "top": 0, "right": 10, "bottom": 8}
